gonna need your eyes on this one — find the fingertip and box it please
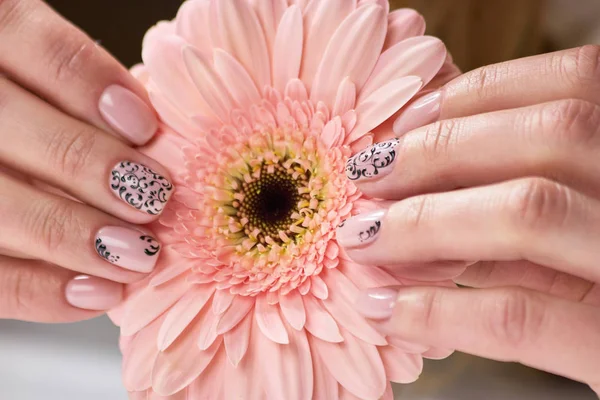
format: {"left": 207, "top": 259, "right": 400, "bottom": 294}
{"left": 65, "top": 275, "right": 124, "bottom": 311}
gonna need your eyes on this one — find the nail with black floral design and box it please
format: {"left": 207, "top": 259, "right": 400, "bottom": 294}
{"left": 336, "top": 209, "right": 386, "bottom": 248}
{"left": 345, "top": 139, "right": 400, "bottom": 182}
{"left": 109, "top": 161, "right": 174, "bottom": 215}
{"left": 95, "top": 226, "right": 161, "bottom": 272}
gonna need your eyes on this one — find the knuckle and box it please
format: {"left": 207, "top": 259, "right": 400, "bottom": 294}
{"left": 0, "top": 0, "right": 25, "bottom": 34}
{"left": 541, "top": 99, "right": 600, "bottom": 145}
{"left": 410, "top": 290, "right": 441, "bottom": 331}
{"left": 402, "top": 195, "right": 434, "bottom": 230}
{"left": 505, "top": 178, "right": 571, "bottom": 234}
{"left": 421, "top": 119, "right": 460, "bottom": 161}
{"left": 572, "top": 45, "right": 600, "bottom": 87}
{"left": 0, "top": 264, "right": 36, "bottom": 318}
{"left": 486, "top": 289, "right": 545, "bottom": 349}
{"left": 26, "top": 198, "right": 76, "bottom": 252}
{"left": 46, "top": 127, "right": 97, "bottom": 179}
{"left": 44, "top": 28, "right": 97, "bottom": 84}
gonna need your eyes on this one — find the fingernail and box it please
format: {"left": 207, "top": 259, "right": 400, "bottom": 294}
{"left": 393, "top": 90, "right": 442, "bottom": 137}
{"left": 110, "top": 161, "right": 174, "bottom": 215}
{"left": 99, "top": 85, "right": 158, "bottom": 145}
{"left": 65, "top": 275, "right": 123, "bottom": 311}
{"left": 346, "top": 139, "right": 400, "bottom": 182}
{"left": 355, "top": 287, "right": 399, "bottom": 320}
{"left": 336, "top": 209, "right": 386, "bottom": 248}
{"left": 95, "top": 226, "right": 161, "bottom": 272}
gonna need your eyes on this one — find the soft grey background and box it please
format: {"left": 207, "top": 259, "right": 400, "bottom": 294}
{"left": 0, "top": 316, "right": 595, "bottom": 400}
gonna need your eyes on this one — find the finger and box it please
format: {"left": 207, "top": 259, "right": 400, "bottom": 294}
{"left": 348, "top": 100, "right": 600, "bottom": 200}
{"left": 355, "top": 286, "right": 600, "bottom": 387}
{"left": 0, "top": 173, "right": 162, "bottom": 283}
{"left": 337, "top": 178, "right": 600, "bottom": 283}
{"left": 393, "top": 45, "right": 600, "bottom": 135}
{"left": 0, "top": 256, "right": 122, "bottom": 322}
{"left": 0, "top": 77, "right": 174, "bottom": 223}
{"left": 456, "top": 261, "right": 600, "bottom": 307}
{"left": 0, "top": 0, "right": 157, "bottom": 144}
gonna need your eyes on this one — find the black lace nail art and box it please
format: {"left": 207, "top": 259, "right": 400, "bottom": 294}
{"left": 346, "top": 139, "right": 400, "bottom": 181}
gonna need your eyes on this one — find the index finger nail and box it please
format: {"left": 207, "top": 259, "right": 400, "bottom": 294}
{"left": 393, "top": 90, "right": 442, "bottom": 137}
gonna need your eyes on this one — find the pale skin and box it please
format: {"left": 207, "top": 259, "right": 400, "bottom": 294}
{"left": 343, "top": 45, "right": 600, "bottom": 394}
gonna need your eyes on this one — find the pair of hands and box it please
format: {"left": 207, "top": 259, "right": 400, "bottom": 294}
{"left": 338, "top": 45, "right": 600, "bottom": 393}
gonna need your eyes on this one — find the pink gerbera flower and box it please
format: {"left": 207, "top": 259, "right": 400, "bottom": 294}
{"left": 110, "top": 1, "right": 455, "bottom": 399}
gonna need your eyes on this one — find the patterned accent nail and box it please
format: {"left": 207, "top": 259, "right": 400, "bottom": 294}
{"left": 110, "top": 161, "right": 173, "bottom": 215}
{"left": 345, "top": 139, "right": 400, "bottom": 182}
{"left": 336, "top": 209, "right": 386, "bottom": 249}
{"left": 95, "top": 226, "right": 161, "bottom": 273}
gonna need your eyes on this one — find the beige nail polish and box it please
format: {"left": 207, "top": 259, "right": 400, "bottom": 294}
{"left": 336, "top": 209, "right": 386, "bottom": 249}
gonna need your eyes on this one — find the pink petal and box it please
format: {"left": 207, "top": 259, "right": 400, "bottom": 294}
{"left": 224, "top": 309, "right": 253, "bottom": 366}
{"left": 338, "top": 388, "right": 361, "bottom": 400}
{"left": 387, "top": 336, "right": 430, "bottom": 354}
{"left": 150, "top": 258, "right": 195, "bottom": 287}
{"left": 183, "top": 47, "right": 236, "bottom": 123}
{"left": 379, "top": 346, "right": 423, "bottom": 384}
{"left": 121, "top": 275, "right": 190, "bottom": 336}
{"left": 384, "top": 8, "right": 426, "bottom": 50}
{"left": 423, "top": 347, "right": 455, "bottom": 360}
{"left": 213, "top": 49, "right": 261, "bottom": 111}
{"left": 300, "top": 0, "right": 356, "bottom": 90}
{"left": 310, "top": 276, "right": 329, "bottom": 300}
{"left": 285, "top": 79, "right": 309, "bottom": 102}
{"left": 360, "top": 36, "right": 447, "bottom": 100}
{"left": 279, "top": 290, "right": 306, "bottom": 330}
{"left": 148, "top": 91, "right": 201, "bottom": 140}
{"left": 197, "top": 306, "right": 220, "bottom": 351}
{"left": 153, "top": 319, "right": 223, "bottom": 396}
{"left": 175, "top": 0, "right": 213, "bottom": 53}
{"left": 338, "top": 261, "right": 400, "bottom": 290}
{"left": 332, "top": 77, "right": 357, "bottom": 117}
{"left": 157, "top": 285, "right": 215, "bottom": 350}
{"left": 210, "top": 0, "right": 271, "bottom": 89}
{"left": 320, "top": 117, "right": 343, "bottom": 150}
{"left": 188, "top": 349, "right": 227, "bottom": 399}
{"left": 212, "top": 289, "right": 235, "bottom": 315}
{"left": 311, "top": 4, "right": 387, "bottom": 108}
{"left": 303, "top": 295, "right": 343, "bottom": 343}
{"left": 347, "top": 76, "right": 422, "bottom": 144}
{"left": 382, "top": 382, "right": 394, "bottom": 400}
{"left": 255, "top": 293, "right": 289, "bottom": 344}
{"left": 141, "top": 133, "right": 190, "bottom": 179}
{"left": 216, "top": 295, "right": 255, "bottom": 334}
{"left": 272, "top": 5, "right": 303, "bottom": 93}
{"left": 310, "top": 329, "right": 386, "bottom": 399}
{"left": 249, "top": 0, "right": 288, "bottom": 51}
{"left": 312, "top": 352, "right": 339, "bottom": 399}
{"left": 256, "top": 321, "right": 313, "bottom": 400}
{"left": 123, "top": 316, "right": 164, "bottom": 392}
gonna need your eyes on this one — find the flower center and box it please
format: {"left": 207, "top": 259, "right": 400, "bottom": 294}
{"left": 235, "top": 163, "right": 310, "bottom": 245}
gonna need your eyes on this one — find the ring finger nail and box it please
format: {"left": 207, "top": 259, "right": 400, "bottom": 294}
{"left": 346, "top": 139, "right": 400, "bottom": 182}
{"left": 336, "top": 209, "right": 386, "bottom": 248}
{"left": 95, "top": 226, "right": 161, "bottom": 273}
{"left": 110, "top": 161, "right": 174, "bottom": 215}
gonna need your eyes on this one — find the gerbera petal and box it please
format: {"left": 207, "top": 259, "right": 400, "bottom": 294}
{"left": 153, "top": 317, "right": 223, "bottom": 396}
{"left": 197, "top": 306, "right": 220, "bottom": 351}
{"left": 255, "top": 293, "right": 290, "bottom": 344}
{"left": 141, "top": 132, "right": 189, "bottom": 180}
{"left": 272, "top": 5, "right": 303, "bottom": 93}
{"left": 360, "top": 36, "right": 447, "bottom": 100}
{"left": 338, "top": 261, "right": 400, "bottom": 290}
{"left": 188, "top": 349, "right": 227, "bottom": 399}
{"left": 311, "top": 4, "right": 387, "bottom": 108}
{"left": 384, "top": 8, "right": 426, "bottom": 50}
{"left": 279, "top": 290, "right": 306, "bottom": 330}
{"left": 148, "top": 91, "right": 200, "bottom": 139}
{"left": 321, "top": 116, "right": 344, "bottom": 150}
{"left": 157, "top": 285, "right": 215, "bottom": 350}
{"left": 382, "top": 382, "right": 394, "bottom": 400}
{"left": 183, "top": 47, "right": 236, "bottom": 123}
{"left": 210, "top": 0, "right": 271, "bottom": 89}
{"left": 212, "top": 289, "right": 235, "bottom": 314}
{"left": 302, "top": 295, "right": 343, "bottom": 343}
{"left": 387, "top": 336, "right": 430, "bottom": 354}
{"left": 121, "top": 275, "right": 190, "bottom": 336}
{"left": 216, "top": 295, "right": 255, "bottom": 334}
{"left": 313, "top": 352, "right": 339, "bottom": 399}
{"left": 332, "top": 77, "right": 356, "bottom": 117}
{"left": 300, "top": 0, "right": 356, "bottom": 90}
{"left": 250, "top": 0, "right": 288, "bottom": 49}
{"left": 310, "top": 329, "right": 387, "bottom": 400}
{"left": 150, "top": 258, "right": 195, "bottom": 287}
{"left": 310, "top": 276, "right": 329, "bottom": 300}
{"left": 213, "top": 49, "right": 261, "bottom": 112}
{"left": 379, "top": 345, "right": 423, "bottom": 384}
{"left": 423, "top": 347, "right": 455, "bottom": 360}
{"left": 123, "top": 316, "right": 164, "bottom": 392}
{"left": 347, "top": 76, "right": 422, "bottom": 144}
{"left": 224, "top": 310, "right": 253, "bottom": 366}
{"left": 175, "top": 0, "right": 213, "bottom": 53}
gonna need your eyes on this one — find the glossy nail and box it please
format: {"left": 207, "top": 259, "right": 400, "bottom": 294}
{"left": 95, "top": 226, "right": 161, "bottom": 272}
{"left": 393, "top": 90, "right": 442, "bottom": 137}
{"left": 346, "top": 139, "right": 400, "bottom": 182}
{"left": 110, "top": 161, "right": 174, "bottom": 215}
{"left": 355, "top": 287, "right": 400, "bottom": 320}
{"left": 65, "top": 275, "right": 123, "bottom": 311}
{"left": 336, "top": 209, "right": 386, "bottom": 249}
{"left": 99, "top": 85, "right": 158, "bottom": 145}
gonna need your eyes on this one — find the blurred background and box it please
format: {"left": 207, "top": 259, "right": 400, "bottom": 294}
{"left": 1, "top": 0, "right": 599, "bottom": 399}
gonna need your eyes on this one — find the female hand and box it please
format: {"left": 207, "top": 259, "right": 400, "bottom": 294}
{"left": 0, "top": 0, "right": 173, "bottom": 322}
{"left": 336, "top": 45, "right": 600, "bottom": 393}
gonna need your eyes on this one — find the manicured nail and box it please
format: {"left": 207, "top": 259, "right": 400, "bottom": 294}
{"left": 355, "top": 287, "right": 399, "bottom": 320}
{"left": 393, "top": 90, "right": 442, "bottom": 137}
{"left": 110, "top": 161, "right": 174, "bottom": 215}
{"left": 346, "top": 139, "right": 400, "bottom": 182}
{"left": 65, "top": 275, "right": 123, "bottom": 311}
{"left": 95, "top": 226, "right": 161, "bottom": 273}
{"left": 99, "top": 85, "right": 158, "bottom": 145}
{"left": 336, "top": 209, "right": 386, "bottom": 248}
